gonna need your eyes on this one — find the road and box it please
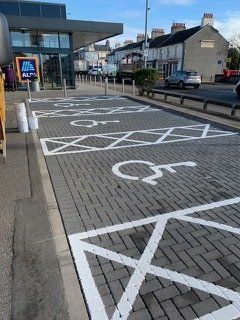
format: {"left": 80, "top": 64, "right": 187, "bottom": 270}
{"left": 154, "top": 83, "right": 239, "bottom": 105}
{"left": 30, "top": 95, "right": 240, "bottom": 320}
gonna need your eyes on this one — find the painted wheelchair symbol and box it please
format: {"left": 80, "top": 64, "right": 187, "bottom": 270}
{"left": 112, "top": 160, "right": 197, "bottom": 185}
{"left": 70, "top": 120, "right": 119, "bottom": 128}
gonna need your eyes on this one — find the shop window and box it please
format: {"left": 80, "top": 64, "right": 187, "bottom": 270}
{"left": 39, "top": 33, "right": 59, "bottom": 48}
{"left": 19, "top": 3, "right": 41, "bottom": 17}
{"left": 41, "top": 4, "right": 61, "bottom": 18}
{"left": 0, "top": 2, "right": 19, "bottom": 16}
{"left": 59, "top": 34, "right": 70, "bottom": 49}
{"left": 10, "top": 31, "right": 38, "bottom": 47}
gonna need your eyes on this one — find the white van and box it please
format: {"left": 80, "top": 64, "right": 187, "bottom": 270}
{"left": 102, "top": 64, "right": 117, "bottom": 77}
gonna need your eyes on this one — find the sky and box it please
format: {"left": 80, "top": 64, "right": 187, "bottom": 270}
{"left": 42, "top": 0, "right": 240, "bottom": 46}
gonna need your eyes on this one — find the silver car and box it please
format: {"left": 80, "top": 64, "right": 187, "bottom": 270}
{"left": 165, "top": 70, "right": 201, "bottom": 89}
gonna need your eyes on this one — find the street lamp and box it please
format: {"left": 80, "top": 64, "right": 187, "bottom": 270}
{"left": 144, "top": 0, "right": 150, "bottom": 68}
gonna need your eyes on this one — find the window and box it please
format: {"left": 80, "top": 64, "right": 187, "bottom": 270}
{"left": 39, "top": 33, "right": 59, "bottom": 48}
{"left": 59, "top": 34, "right": 70, "bottom": 49}
{"left": 60, "top": 5, "right": 67, "bottom": 19}
{"left": 174, "top": 46, "right": 178, "bottom": 57}
{"left": 41, "top": 4, "right": 61, "bottom": 18}
{"left": 201, "top": 40, "right": 215, "bottom": 48}
{"left": 10, "top": 31, "right": 38, "bottom": 47}
{"left": 167, "top": 48, "right": 170, "bottom": 58}
{"left": 0, "top": 2, "right": 19, "bottom": 15}
{"left": 159, "top": 49, "right": 162, "bottom": 59}
{"left": 19, "top": 3, "right": 41, "bottom": 17}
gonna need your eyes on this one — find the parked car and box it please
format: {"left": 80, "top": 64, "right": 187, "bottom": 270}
{"left": 235, "top": 80, "right": 240, "bottom": 97}
{"left": 88, "top": 68, "right": 102, "bottom": 76}
{"left": 165, "top": 70, "right": 201, "bottom": 89}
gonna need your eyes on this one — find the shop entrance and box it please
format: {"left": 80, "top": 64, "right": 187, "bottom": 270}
{"left": 41, "top": 54, "right": 62, "bottom": 89}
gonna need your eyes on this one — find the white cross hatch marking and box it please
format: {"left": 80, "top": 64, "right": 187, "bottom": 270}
{"left": 40, "top": 124, "right": 238, "bottom": 156}
{"left": 69, "top": 197, "right": 240, "bottom": 320}
{"left": 32, "top": 105, "right": 158, "bottom": 118}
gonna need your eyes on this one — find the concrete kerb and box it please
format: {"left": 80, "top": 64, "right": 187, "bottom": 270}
{"left": 24, "top": 99, "right": 89, "bottom": 320}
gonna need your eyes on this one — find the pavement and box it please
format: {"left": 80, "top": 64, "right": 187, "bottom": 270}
{"left": 2, "top": 83, "right": 240, "bottom": 320}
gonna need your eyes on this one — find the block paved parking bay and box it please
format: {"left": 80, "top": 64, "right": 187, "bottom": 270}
{"left": 30, "top": 95, "right": 240, "bottom": 320}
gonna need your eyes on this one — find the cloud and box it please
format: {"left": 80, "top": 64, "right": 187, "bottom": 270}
{"left": 215, "top": 12, "right": 240, "bottom": 43}
{"left": 159, "top": 0, "right": 195, "bottom": 6}
{"left": 116, "top": 9, "right": 143, "bottom": 20}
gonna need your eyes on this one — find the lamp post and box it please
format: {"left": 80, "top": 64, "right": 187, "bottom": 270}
{"left": 144, "top": 0, "right": 150, "bottom": 68}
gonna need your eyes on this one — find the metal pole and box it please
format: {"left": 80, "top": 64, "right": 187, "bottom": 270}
{"left": 105, "top": 77, "right": 108, "bottom": 96}
{"left": 63, "top": 79, "right": 67, "bottom": 97}
{"left": 144, "top": 0, "right": 149, "bottom": 68}
{"left": 113, "top": 77, "right": 116, "bottom": 91}
{"left": 27, "top": 80, "right": 32, "bottom": 100}
{"left": 132, "top": 80, "right": 135, "bottom": 96}
{"left": 94, "top": 76, "right": 96, "bottom": 86}
{"left": 122, "top": 79, "right": 125, "bottom": 93}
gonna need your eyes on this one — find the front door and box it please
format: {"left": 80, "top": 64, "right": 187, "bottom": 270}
{"left": 41, "top": 54, "right": 62, "bottom": 89}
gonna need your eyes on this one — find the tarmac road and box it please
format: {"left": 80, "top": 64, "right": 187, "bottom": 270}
{"left": 154, "top": 83, "right": 239, "bottom": 105}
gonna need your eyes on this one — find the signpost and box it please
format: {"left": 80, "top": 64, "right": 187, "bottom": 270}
{"left": 16, "top": 57, "right": 40, "bottom": 82}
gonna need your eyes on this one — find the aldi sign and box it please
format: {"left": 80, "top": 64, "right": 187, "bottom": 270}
{"left": 16, "top": 57, "right": 39, "bottom": 82}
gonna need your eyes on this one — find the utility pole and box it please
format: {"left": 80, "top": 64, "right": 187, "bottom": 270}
{"left": 144, "top": 0, "right": 150, "bottom": 68}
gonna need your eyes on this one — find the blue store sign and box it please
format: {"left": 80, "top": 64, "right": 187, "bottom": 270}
{"left": 16, "top": 57, "right": 39, "bottom": 82}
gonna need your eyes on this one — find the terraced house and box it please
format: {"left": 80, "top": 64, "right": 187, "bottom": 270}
{"left": 108, "top": 14, "right": 229, "bottom": 82}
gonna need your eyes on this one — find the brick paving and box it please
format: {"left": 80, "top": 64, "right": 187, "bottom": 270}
{"left": 30, "top": 95, "right": 240, "bottom": 319}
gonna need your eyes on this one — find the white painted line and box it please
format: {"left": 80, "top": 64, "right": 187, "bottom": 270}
{"left": 112, "top": 218, "right": 168, "bottom": 320}
{"left": 40, "top": 124, "right": 238, "bottom": 156}
{"left": 70, "top": 197, "right": 240, "bottom": 241}
{"left": 197, "top": 304, "right": 240, "bottom": 320}
{"left": 30, "top": 96, "right": 127, "bottom": 103}
{"left": 32, "top": 105, "right": 158, "bottom": 118}
{"left": 179, "top": 216, "right": 240, "bottom": 236}
{"left": 69, "top": 196, "right": 240, "bottom": 319}
{"left": 70, "top": 240, "right": 109, "bottom": 320}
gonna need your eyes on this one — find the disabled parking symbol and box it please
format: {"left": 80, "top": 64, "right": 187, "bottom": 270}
{"left": 112, "top": 160, "right": 197, "bottom": 185}
{"left": 70, "top": 119, "right": 120, "bottom": 128}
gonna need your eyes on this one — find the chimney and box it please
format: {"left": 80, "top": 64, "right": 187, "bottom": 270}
{"left": 171, "top": 23, "right": 186, "bottom": 35}
{"left": 201, "top": 13, "right": 214, "bottom": 27}
{"left": 137, "top": 34, "right": 145, "bottom": 42}
{"left": 124, "top": 40, "right": 133, "bottom": 46}
{"left": 151, "top": 28, "right": 165, "bottom": 39}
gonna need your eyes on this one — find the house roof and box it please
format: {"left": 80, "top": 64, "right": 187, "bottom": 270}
{"left": 156, "top": 26, "right": 201, "bottom": 48}
{"left": 149, "top": 34, "right": 171, "bottom": 48}
{"left": 94, "top": 44, "right": 109, "bottom": 52}
{"left": 111, "top": 25, "right": 202, "bottom": 56}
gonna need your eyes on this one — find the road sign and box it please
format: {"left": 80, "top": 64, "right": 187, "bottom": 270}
{"left": 16, "top": 57, "right": 39, "bottom": 82}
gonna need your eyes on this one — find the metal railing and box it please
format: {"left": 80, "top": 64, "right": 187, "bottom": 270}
{"left": 75, "top": 75, "right": 240, "bottom": 120}
{"left": 151, "top": 89, "right": 240, "bottom": 118}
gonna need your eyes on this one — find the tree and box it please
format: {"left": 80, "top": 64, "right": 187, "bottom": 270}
{"left": 227, "top": 47, "right": 240, "bottom": 70}
{"left": 134, "top": 68, "right": 159, "bottom": 96}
